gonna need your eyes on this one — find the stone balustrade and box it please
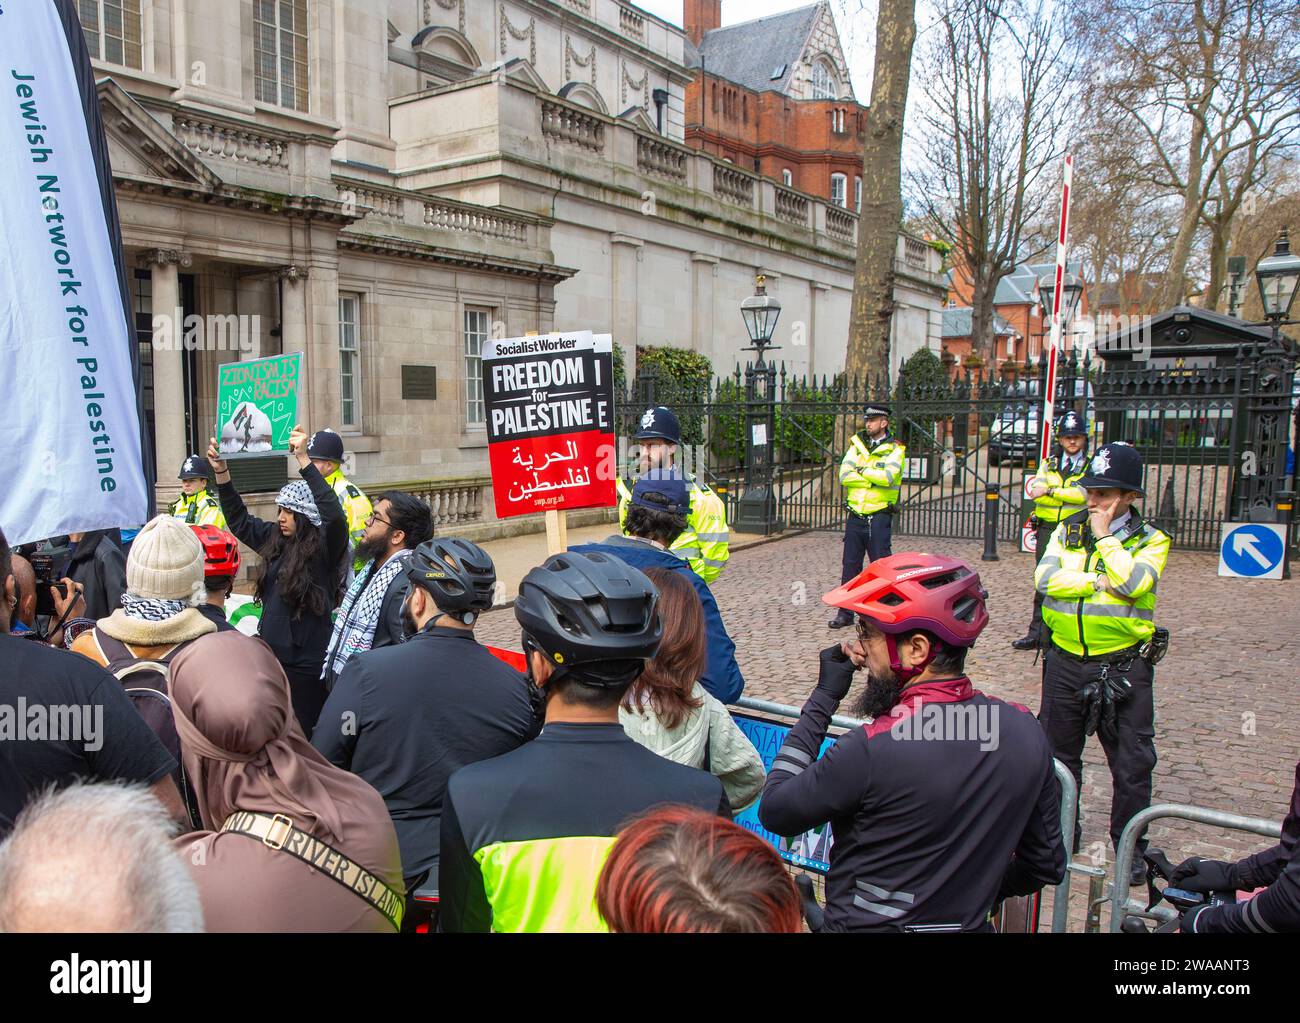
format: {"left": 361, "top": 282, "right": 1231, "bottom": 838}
{"left": 423, "top": 200, "right": 529, "bottom": 242}
{"left": 904, "top": 235, "right": 930, "bottom": 269}
{"left": 713, "top": 163, "right": 756, "bottom": 207}
{"left": 774, "top": 185, "right": 810, "bottom": 226}
{"left": 540, "top": 99, "right": 605, "bottom": 152}
{"left": 826, "top": 205, "right": 857, "bottom": 244}
{"left": 636, "top": 134, "right": 687, "bottom": 182}
{"left": 335, "top": 182, "right": 404, "bottom": 222}
{"left": 394, "top": 83, "right": 865, "bottom": 258}
{"left": 618, "top": 4, "right": 645, "bottom": 40}
{"left": 386, "top": 477, "right": 488, "bottom": 528}
{"left": 175, "top": 117, "right": 288, "bottom": 169}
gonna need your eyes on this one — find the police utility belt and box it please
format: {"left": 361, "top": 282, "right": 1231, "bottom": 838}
{"left": 1051, "top": 630, "right": 1168, "bottom": 666}
{"left": 222, "top": 810, "right": 405, "bottom": 931}
{"left": 848, "top": 505, "right": 896, "bottom": 520}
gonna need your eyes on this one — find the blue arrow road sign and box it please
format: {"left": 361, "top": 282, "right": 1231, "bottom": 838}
{"left": 1219, "top": 523, "right": 1286, "bottom": 579}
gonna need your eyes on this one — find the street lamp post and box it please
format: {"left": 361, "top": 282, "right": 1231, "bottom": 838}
{"left": 1238, "top": 229, "right": 1300, "bottom": 525}
{"left": 735, "top": 275, "right": 785, "bottom": 535}
{"left": 1033, "top": 271, "right": 1085, "bottom": 456}
{"left": 1254, "top": 229, "right": 1300, "bottom": 341}
{"left": 1035, "top": 270, "right": 1084, "bottom": 355}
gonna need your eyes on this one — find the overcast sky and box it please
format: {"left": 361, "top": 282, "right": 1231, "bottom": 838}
{"left": 634, "top": 0, "right": 882, "bottom": 102}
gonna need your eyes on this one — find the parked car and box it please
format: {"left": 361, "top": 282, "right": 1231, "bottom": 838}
{"left": 988, "top": 404, "right": 1039, "bottom": 466}
{"left": 987, "top": 376, "right": 1097, "bottom": 466}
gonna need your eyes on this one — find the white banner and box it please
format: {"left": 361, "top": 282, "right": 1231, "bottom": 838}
{"left": 0, "top": 2, "right": 147, "bottom": 545}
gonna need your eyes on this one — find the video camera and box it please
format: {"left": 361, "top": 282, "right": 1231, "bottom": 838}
{"left": 16, "top": 538, "right": 71, "bottom": 617}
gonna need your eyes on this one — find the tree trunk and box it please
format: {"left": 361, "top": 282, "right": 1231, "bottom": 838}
{"left": 970, "top": 274, "right": 995, "bottom": 367}
{"left": 845, "top": 0, "right": 917, "bottom": 396}
{"left": 1203, "top": 221, "right": 1229, "bottom": 312}
{"left": 1160, "top": 134, "right": 1205, "bottom": 309}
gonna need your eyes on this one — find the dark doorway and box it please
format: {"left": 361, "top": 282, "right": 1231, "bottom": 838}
{"left": 131, "top": 268, "right": 201, "bottom": 470}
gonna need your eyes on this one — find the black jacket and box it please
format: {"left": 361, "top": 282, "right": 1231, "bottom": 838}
{"left": 218, "top": 464, "right": 347, "bottom": 674}
{"left": 196, "top": 602, "right": 237, "bottom": 633}
{"left": 371, "top": 570, "right": 408, "bottom": 651}
{"left": 760, "top": 677, "right": 1066, "bottom": 932}
{"left": 311, "top": 625, "right": 537, "bottom": 883}
{"left": 1195, "top": 759, "right": 1300, "bottom": 933}
{"left": 65, "top": 530, "right": 127, "bottom": 621}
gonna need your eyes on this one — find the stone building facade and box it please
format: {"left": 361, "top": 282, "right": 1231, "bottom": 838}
{"left": 83, "top": 0, "right": 944, "bottom": 537}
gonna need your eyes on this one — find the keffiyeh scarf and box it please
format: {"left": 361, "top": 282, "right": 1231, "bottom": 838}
{"left": 276, "top": 480, "right": 322, "bottom": 526}
{"left": 121, "top": 592, "right": 191, "bottom": 621}
{"left": 321, "top": 549, "right": 413, "bottom": 685}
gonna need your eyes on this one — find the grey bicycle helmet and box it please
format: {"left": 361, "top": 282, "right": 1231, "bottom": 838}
{"left": 407, "top": 538, "right": 497, "bottom": 624}
{"left": 514, "top": 551, "right": 661, "bottom": 687}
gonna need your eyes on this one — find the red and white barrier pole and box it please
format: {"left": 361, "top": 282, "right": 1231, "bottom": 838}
{"left": 1038, "top": 154, "right": 1074, "bottom": 465}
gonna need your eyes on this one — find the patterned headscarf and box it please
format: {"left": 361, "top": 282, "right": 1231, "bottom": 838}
{"left": 276, "top": 480, "right": 321, "bottom": 526}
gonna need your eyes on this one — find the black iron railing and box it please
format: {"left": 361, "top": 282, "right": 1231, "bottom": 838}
{"left": 613, "top": 343, "right": 1298, "bottom": 553}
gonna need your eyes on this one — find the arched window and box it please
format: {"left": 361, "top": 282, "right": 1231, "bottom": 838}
{"left": 782, "top": 168, "right": 793, "bottom": 187}
{"left": 830, "top": 173, "right": 847, "bottom": 208}
{"left": 811, "top": 58, "right": 838, "bottom": 100}
{"left": 855, "top": 176, "right": 862, "bottom": 213}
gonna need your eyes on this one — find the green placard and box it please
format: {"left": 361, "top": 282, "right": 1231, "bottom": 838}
{"left": 215, "top": 353, "right": 302, "bottom": 458}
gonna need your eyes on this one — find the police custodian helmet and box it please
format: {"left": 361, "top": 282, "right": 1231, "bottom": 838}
{"left": 178, "top": 454, "right": 213, "bottom": 480}
{"left": 306, "top": 428, "right": 345, "bottom": 463}
{"left": 1056, "top": 410, "right": 1088, "bottom": 438}
{"left": 1079, "top": 442, "right": 1145, "bottom": 494}
{"left": 634, "top": 406, "right": 681, "bottom": 445}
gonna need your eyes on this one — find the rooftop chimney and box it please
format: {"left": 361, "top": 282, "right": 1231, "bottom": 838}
{"left": 684, "top": 0, "right": 722, "bottom": 47}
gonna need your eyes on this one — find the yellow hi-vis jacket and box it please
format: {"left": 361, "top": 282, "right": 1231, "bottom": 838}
{"left": 616, "top": 475, "right": 730, "bottom": 584}
{"left": 839, "top": 432, "right": 904, "bottom": 516}
{"left": 1034, "top": 514, "right": 1170, "bottom": 657}
{"left": 169, "top": 489, "right": 227, "bottom": 529}
{"left": 1032, "top": 453, "right": 1088, "bottom": 524}
{"left": 324, "top": 468, "right": 373, "bottom": 550}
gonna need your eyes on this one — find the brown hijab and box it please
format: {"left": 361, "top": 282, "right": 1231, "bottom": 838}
{"left": 169, "top": 631, "right": 395, "bottom": 868}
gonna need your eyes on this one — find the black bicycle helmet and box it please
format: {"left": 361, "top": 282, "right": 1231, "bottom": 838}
{"left": 514, "top": 551, "right": 662, "bottom": 687}
{"left": 407, "top": 538, "right": 497, "bottom": 624}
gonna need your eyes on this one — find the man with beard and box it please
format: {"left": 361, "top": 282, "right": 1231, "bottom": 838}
{"left": 759, "top": 553, "right": 1066, "bottom": 932}
{"left": 319, "top": 492, "right": 433, "bottom": 692}
{"left": 311, "top": 537, "right": 536, "bottom": 923}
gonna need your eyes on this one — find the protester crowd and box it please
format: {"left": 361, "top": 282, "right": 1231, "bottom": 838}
{"left": 1, "top": 411, "right": 1295, "bottom": 936}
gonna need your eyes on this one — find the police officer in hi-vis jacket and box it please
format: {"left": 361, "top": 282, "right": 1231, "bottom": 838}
{"left": 829, "top": 403, "right": 905, "bottom": 630}
{"left": 616, "top": 406, "right": 730, "bottom": 584}
{"left": 169, "top": 455, "right": 227, "bottom": 529}
{"left": 1035, "top": 442, "right": 1170, "bottom": 882}
{"left": 1013, "top": 410, "right": 1089, "bottom": 650}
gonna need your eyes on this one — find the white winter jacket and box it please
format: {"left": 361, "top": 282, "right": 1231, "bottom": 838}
{"left": 619, "top": 682, "right": 766, "bottom": 811}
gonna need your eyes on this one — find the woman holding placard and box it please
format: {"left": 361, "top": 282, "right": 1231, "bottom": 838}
{"left": 207, "top": 425, "right": 347, "bottom": 733}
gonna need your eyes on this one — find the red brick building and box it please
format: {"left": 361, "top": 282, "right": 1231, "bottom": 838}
{"left": 682, "top": 1, "right": 867, "bottom": 208}
{"left": 944, "top": 258, "right": 1091, "bottom": 375}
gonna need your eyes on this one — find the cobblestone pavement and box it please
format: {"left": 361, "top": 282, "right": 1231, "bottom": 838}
{"left": 475, "top": 528, "right": 1298, "bottom": 929}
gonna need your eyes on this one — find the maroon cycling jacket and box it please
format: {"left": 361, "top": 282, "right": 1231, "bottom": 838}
{"left": 760, "top": 677, "right": 1067, "bottom": 932}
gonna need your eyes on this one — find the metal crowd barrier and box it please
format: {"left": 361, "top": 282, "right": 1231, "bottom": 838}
{"left": 1108, "top": 803, "right": 1282, "bottom": 933}
{"left": 732, "top": 695, "right": 1080, "bottom": 932}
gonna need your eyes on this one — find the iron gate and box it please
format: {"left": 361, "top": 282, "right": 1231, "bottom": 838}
{"left": 614, "top": 344, "right": 1297, "bottom": 552}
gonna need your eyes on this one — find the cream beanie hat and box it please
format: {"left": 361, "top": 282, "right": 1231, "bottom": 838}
{"left": 126, "top": 515, "right": 205, "bottom": 602}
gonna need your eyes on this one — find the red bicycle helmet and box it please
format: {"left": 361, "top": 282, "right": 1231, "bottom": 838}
{"left": 824, "top": 553, "right": 988, "bottom": 647}
{"left": 190, "top": 524, "right": 241, "bottom": 578}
